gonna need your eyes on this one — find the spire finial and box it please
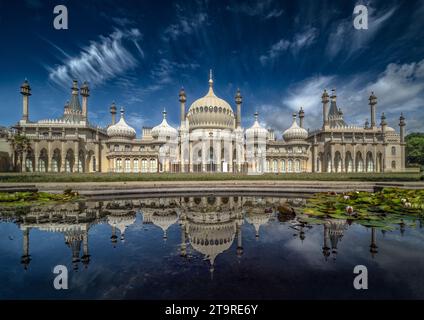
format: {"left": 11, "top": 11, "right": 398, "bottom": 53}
{"left": 254, "top": 111, "right": 258, "bottom": 121}
{"left": 120, "top": 106, "right": 125, "bottom": 118}
{"left": 209, "top": 69, "right": 213, "bottom": 87}
{"left": 163, "top": 108, "right": 167, "bottom": 119}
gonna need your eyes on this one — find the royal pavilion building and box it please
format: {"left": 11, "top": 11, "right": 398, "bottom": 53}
{"left": 1, "top": 71, "right": 406, "bottom": 174}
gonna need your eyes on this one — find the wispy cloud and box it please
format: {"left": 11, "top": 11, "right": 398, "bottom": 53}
{"left": 226, "top": 0, "right": 283, "bottom": 19}
{"left": 47, "top": 28, "right": 144, "bottom": 88}
{"left": 326, "top": 4, "right": 397, "bottom": 59}
{"left": 260, "top": 59, "right": 424, "bottom": 133}
{"left": 162, "top": 4, "right": 208, "bottom": 42}
{"left": 260, "top": 28, "right": 318, "bottom": 65}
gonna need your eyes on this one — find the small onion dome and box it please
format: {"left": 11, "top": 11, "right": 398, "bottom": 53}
{"left": 107, "top": 107, "right": 136, "bottom": 139}
{"left": 283, "top": 113, "right": 308, "bottom": 142}
{"left": 246, "top": 112, "right": 268, "bottom": 137}
{"left": 385, "top": 126, "right": 396, "bottom": 133}
{"left": 107, "top": 213, "right": 136, "bottom": 241}
{"left": 151, "top": 109, "right": 178, "bottom": 140}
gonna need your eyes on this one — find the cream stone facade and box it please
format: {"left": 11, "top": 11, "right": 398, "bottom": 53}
{"left": 4, "top": 71, "right": 406, "bottom": 174}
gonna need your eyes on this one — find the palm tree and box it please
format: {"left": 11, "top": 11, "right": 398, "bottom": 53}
{"left": 11, "top": 134, "right": 31, "bottom": 172}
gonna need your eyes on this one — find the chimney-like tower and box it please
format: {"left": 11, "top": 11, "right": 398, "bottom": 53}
{"left": 179, "top": 87, "right": 186, "bottom": 125}
{"left": 20, "top": 79, "right": 31, "bottom": 122}
{"left": 321, "top": 89, "right": 329, "bottom": 128}
{"left": 110, "top": 102, "right": 117, "bottom": 125}
{"left": 235, "top": 88, "right": 242, "bottom": 128}
{"left": 369, "top": 92, "right": 377, "bottom": 129}
{"left": 380, "top": 113, "right": 387, "bottom": 139}
{"left": 399, "top": 113, "right": 406, "bottom": 170}
{"left": 80, "top": 81, "right": 90, "bottom": 121}
{"left": 299, "top": 107, "right": 305, "bottom": 128}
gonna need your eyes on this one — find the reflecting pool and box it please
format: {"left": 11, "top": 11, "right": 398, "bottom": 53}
{"left": 1, "top": 195, "right": 423, "bottom": 299}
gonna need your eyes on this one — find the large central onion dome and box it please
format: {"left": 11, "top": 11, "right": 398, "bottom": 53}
{"left": 283, "top": 113, "right": 308, "bottom": 142}
{"left": 186, "top": 70, "right": 235, "bottom": 130}
{"left": 151, "top": 109, "right": 178, "bottom": 140}
{"left": 107, "top": 107, "right": 136, "bottom": 139}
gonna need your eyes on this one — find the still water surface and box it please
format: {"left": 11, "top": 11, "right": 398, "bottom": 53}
{"left": 1, "top": 194, "right": 423, "bottom": 299}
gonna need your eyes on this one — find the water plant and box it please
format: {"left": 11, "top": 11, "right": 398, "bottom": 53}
{"left": 300, "top": 188, "right": 424, "bottom": 229}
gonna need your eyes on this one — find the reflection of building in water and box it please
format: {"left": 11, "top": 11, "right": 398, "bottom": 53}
{"left": 322, "top": 219, "right": 348, "bottom": 261}
{"left": 17, "top": 202, "right": 102, "bottom": 270}
{"left": 370, "top": 227, "right": 378, "bottom": 258}
{"left": 143, "top": 209, "right": 179, "bottom": 240}
{"left": 3, "top": 195, "right": 373, "bottom": 273}
{"left": 106, "top": 200, "right": 136, "bottom": 243}
{"left": 245, "top": 203, "right": 271, "bottom": 239}
{"left": 180, "top": 196, "right": 244, "bottom": 275}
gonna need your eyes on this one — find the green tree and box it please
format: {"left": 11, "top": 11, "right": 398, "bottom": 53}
{"left": 405, "top": 133, "right": 424, "bottom": 170}
{"left": 10, "top": 134, "right": 31, "bottom": 172}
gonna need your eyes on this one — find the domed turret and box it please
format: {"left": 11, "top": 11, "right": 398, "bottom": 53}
{"left": 246, "top": 112, "right": 268, "bottom": 138}
{"left": 151, "top": 109, "right": 178, "bottom": 140}
{"left": 107, "top": 107, "right": 136, "bottom": 139}
{"left": 186, "top": 70, "right": 235, "bottom": 130}
{"left": 283, "top": 113, "right": 308, "bottom": 142}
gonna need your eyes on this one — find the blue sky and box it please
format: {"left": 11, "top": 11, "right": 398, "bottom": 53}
{"left": 0, "top": 0, "right": 423, "bottom": 136}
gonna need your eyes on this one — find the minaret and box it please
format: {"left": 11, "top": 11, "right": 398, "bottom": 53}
{"left": 21, "top": 228, "right": 31, "bottom": 270}
{"left": 111, "top": 226, "right": 118, "bottom": 247}
{"left": 321, "top": 89, "right": 329, "bottom": 128}
{"left": 81, "top": 229, "right": 90, "bottom": 268}
{"left": 369, "top": 92, "right": 377, "bottom": 129}
{"left": 236, "top": 223, "right": 243, "bottom": 258}
{"left": 20, "top": 79, "right": 31, "bottom": 122}
{"left": 322, "top": 223, "right": 330, "bottom": 261}
{"left": 370, "top": 228, "right": 378, "bottom": 258}
{"left": 235, "top": 88, "right": 242, "bottom": 128}
{"left": 399, "top": 113, "right": 406, "bottom": 143}
{"left": 110, "top": 102, "right": 117, "bottom": 125}
{"left": 179, "top": 87, "right": 186, "bottom": 125}
{"left": 80, "top": 81, "right": 90, "bottom": 121}
{"left": 180, "top": 223, "right": 187, "bottom": 257}
{"left": 380, "top": 113, "right": 387, "bottom": 134}
{"left": 399, "top": 113, "right": 406, "bottom": 170}
{"left": 298, "top": 107, "right": 305, "bottom": 128}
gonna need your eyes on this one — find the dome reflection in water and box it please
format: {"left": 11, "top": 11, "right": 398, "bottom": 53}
{"left": 0, "top": 195, "right": 423, "bottom": 299}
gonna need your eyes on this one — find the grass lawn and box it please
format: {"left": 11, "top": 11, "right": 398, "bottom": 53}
{"left": 0, "top": 172, "right": 423, "bottom": 183}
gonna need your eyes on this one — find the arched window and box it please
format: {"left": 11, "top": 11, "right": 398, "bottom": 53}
{"left": 281, "top": 160, "right": 286, "bottom": 173}
{"left": 273, "top": 160, "right": 278, "bottom": 173}
{"left": 356, "top": 153, "right": 364, "bottom": 173}
{"left": 114, "top": 145, "right": 119, "bottom": 152}
{"left": 366, "top": 152, "right": 374, "bottom": 172}
{"left": 295, "top": 159, "right": 300, "bottom": 172}
{"left": 266, "top": 160, "right": 270, "bottom": 173}
{"left": 124, "top": 159, "right": 131, "bottom": 173}
{"left": 25, "top": 157, "right": 33, "bottom": 172}
{"left": 115, "top": 158, "right": 122, "bottom": 172}
{"left": 141, "top": 159, "right": 148, "bottom": 173}
{"left": 92, "top": 156, "right": 96, "bottom": 172}
{"left": 288, "top": 159, "right": 293, "bottom": 172}
{"left": 326, "top": 153, "right": 332, "bottom": 172}
{"left": 150, "top": 159, "right": 157, "bottom": 172}
{"left": 346, "top": 152, "right": 353, "bottom": 173}
{"left": 391, "top": 146, "right": 396, "bottom": 155}
{"left": 133, "top": 159, "right": 139, "bottom": 173}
